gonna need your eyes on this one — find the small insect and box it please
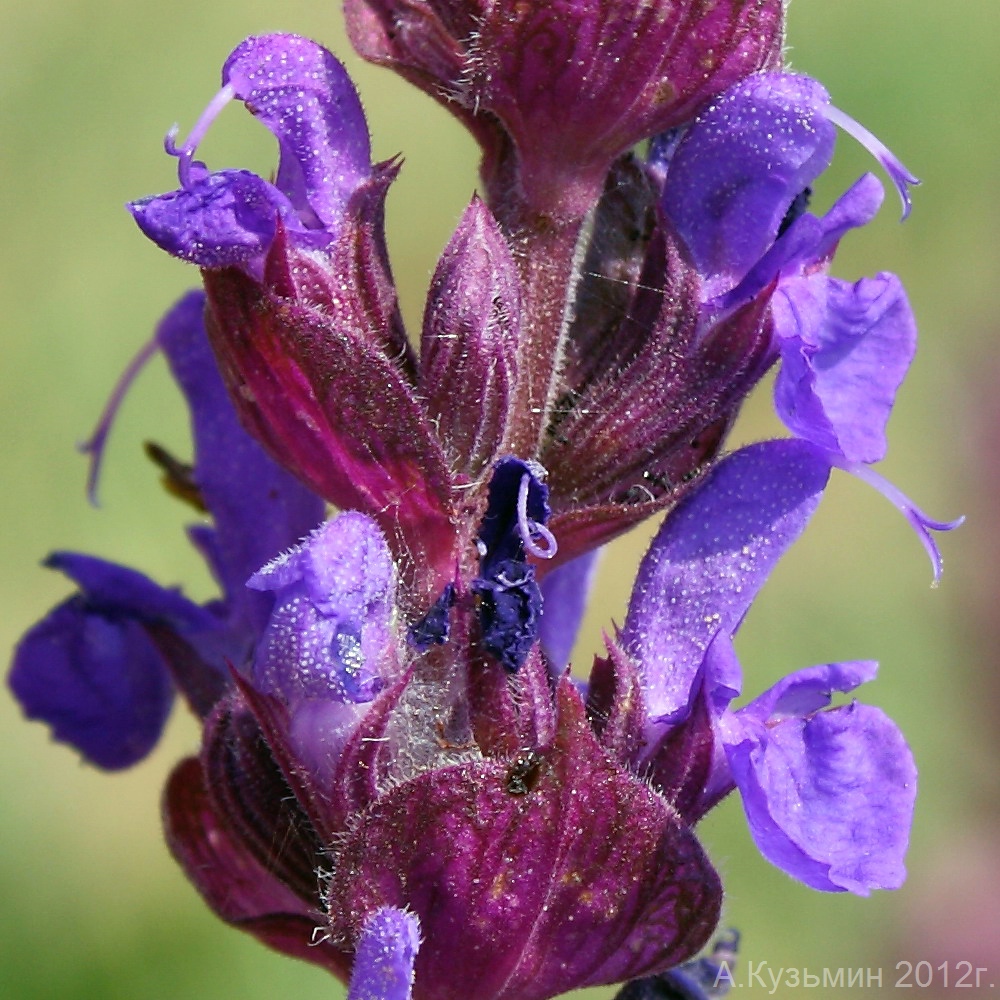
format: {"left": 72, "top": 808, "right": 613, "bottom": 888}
{"left": 144, "top": 440, "right": 206, "bottom": 512}
{"left": 505, "top": 749, "right": 545, "bottom": 796}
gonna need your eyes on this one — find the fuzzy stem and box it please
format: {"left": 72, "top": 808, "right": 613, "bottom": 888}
{"left": 495, "top": 205, "right": 592, "bottom": 457}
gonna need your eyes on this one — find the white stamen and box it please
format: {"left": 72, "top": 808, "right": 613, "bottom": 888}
{"left": 824, "top": 104, "right": 920, "bottom": 220}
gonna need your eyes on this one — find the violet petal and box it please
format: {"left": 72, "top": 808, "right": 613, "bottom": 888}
{"left": 712, "top": 172, "right": 885, "bottom": 316}
{"left": 725, "top": 669, "right": 917, "bottom": 894}
{"left": 737, "top": 659, "right": 879, "bottom": 725}
{"left": 539, "top": 548, "right": 600, "bottom": 671}
{"left": 347, "top": 907, "right": 421, "bottom": 1000}
{"left": 222, "top": 34, "right": 371, "bottom": 228}
{"left": 129, "top": 168, "right": 305, "bottom": 269}
{"left": 9, "top": 596, "right": 174, "bottom": 770}
{"left": 130, "top": 35, "right": 371, "bottom": 269}
{"left": 158, "top": 290, "right": 325, "bottom": 631}
{"left": 34, "top": 552, "right": 236, "bottom": 723}
{"left": 620, "top": 440, "right": 830, "bottom": 723}
{"left": 247, "top": 511, "right": 396, "bottom": 706}
{"left": 773, "top": 271, "right": 917, "bottom": 464}
{"left": 663, "top": 73, "right": 837, "bottom": 297}
{"left": 45, "top": 551, "right": 214, "bottom": 628}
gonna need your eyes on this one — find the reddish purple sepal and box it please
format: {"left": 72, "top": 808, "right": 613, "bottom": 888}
{"left": 326, "top": 680, "right": 721, "bottom": 1000}
{"left": 164, "top": 753, "right": 352, "bottom": 978}
{"left": 202, "top": 238, "right": 457, "bottom": 600}
{"left": 420, "top": 197, "right": 519, "bottom": 478}
{"left": 541, "top": 217, "right": 772, "bottom": 558}
{"left": 346, "top": 0, "right": 785, "bottom": 215}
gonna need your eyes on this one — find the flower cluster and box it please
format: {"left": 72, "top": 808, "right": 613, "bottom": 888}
{"left": 10, "top": 4, "right": 957, "bottom": 1000}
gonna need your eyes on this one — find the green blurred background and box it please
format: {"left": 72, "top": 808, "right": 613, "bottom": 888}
{"left": 2, "top": 2, "right": 997, "bottom": 997}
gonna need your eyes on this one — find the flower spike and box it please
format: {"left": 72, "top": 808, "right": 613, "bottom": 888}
{"left": 12, "top": 8, "right": 953, "bottom": 1000}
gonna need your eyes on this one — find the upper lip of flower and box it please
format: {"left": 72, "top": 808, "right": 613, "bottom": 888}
{"left": 129, "top": 34, "right": 375, "bottom": 272}
{"left": 658, "top": 71, "right": 919, "bottom": 308}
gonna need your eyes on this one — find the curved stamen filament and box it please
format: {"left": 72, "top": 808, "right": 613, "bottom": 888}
{"left": 163, "top": 83, "right": 237, "bottom": 190}
{"left": 823, "top": 104, "right": 920, "bottom": 220}
{"left": 80, "top": 335, "right": 161, "bottom": 506}
{"left": 834, "top": 457, "right": 964, "bottom": 585}
{"left": 516, "top": 473, "right": 558, "bottom": 559}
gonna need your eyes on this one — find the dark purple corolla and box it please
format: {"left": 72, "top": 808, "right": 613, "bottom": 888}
{"left": 10, "top": 292, "right": 324, "bottom": 767}
{"left": 10, "top": 11, "right": 955, "bottom": 1000}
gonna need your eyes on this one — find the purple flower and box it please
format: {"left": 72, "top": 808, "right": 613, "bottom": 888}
{"left": 652, "top": 72, "right": 960, "bottom": 575}
{"left": 130, "top": 34, "right": 372, "bottom": 271}
{"left": 658, "top": 73, "right": 918, "bottom": 467}
{"left": 619, "top": 441, "right": 917, "bottom": 895}
{"left": 348, "top": 908, "right": 421, "bottom": 1000}
{"left": 10, "top": 292, "right": 324, "bottom": 768}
